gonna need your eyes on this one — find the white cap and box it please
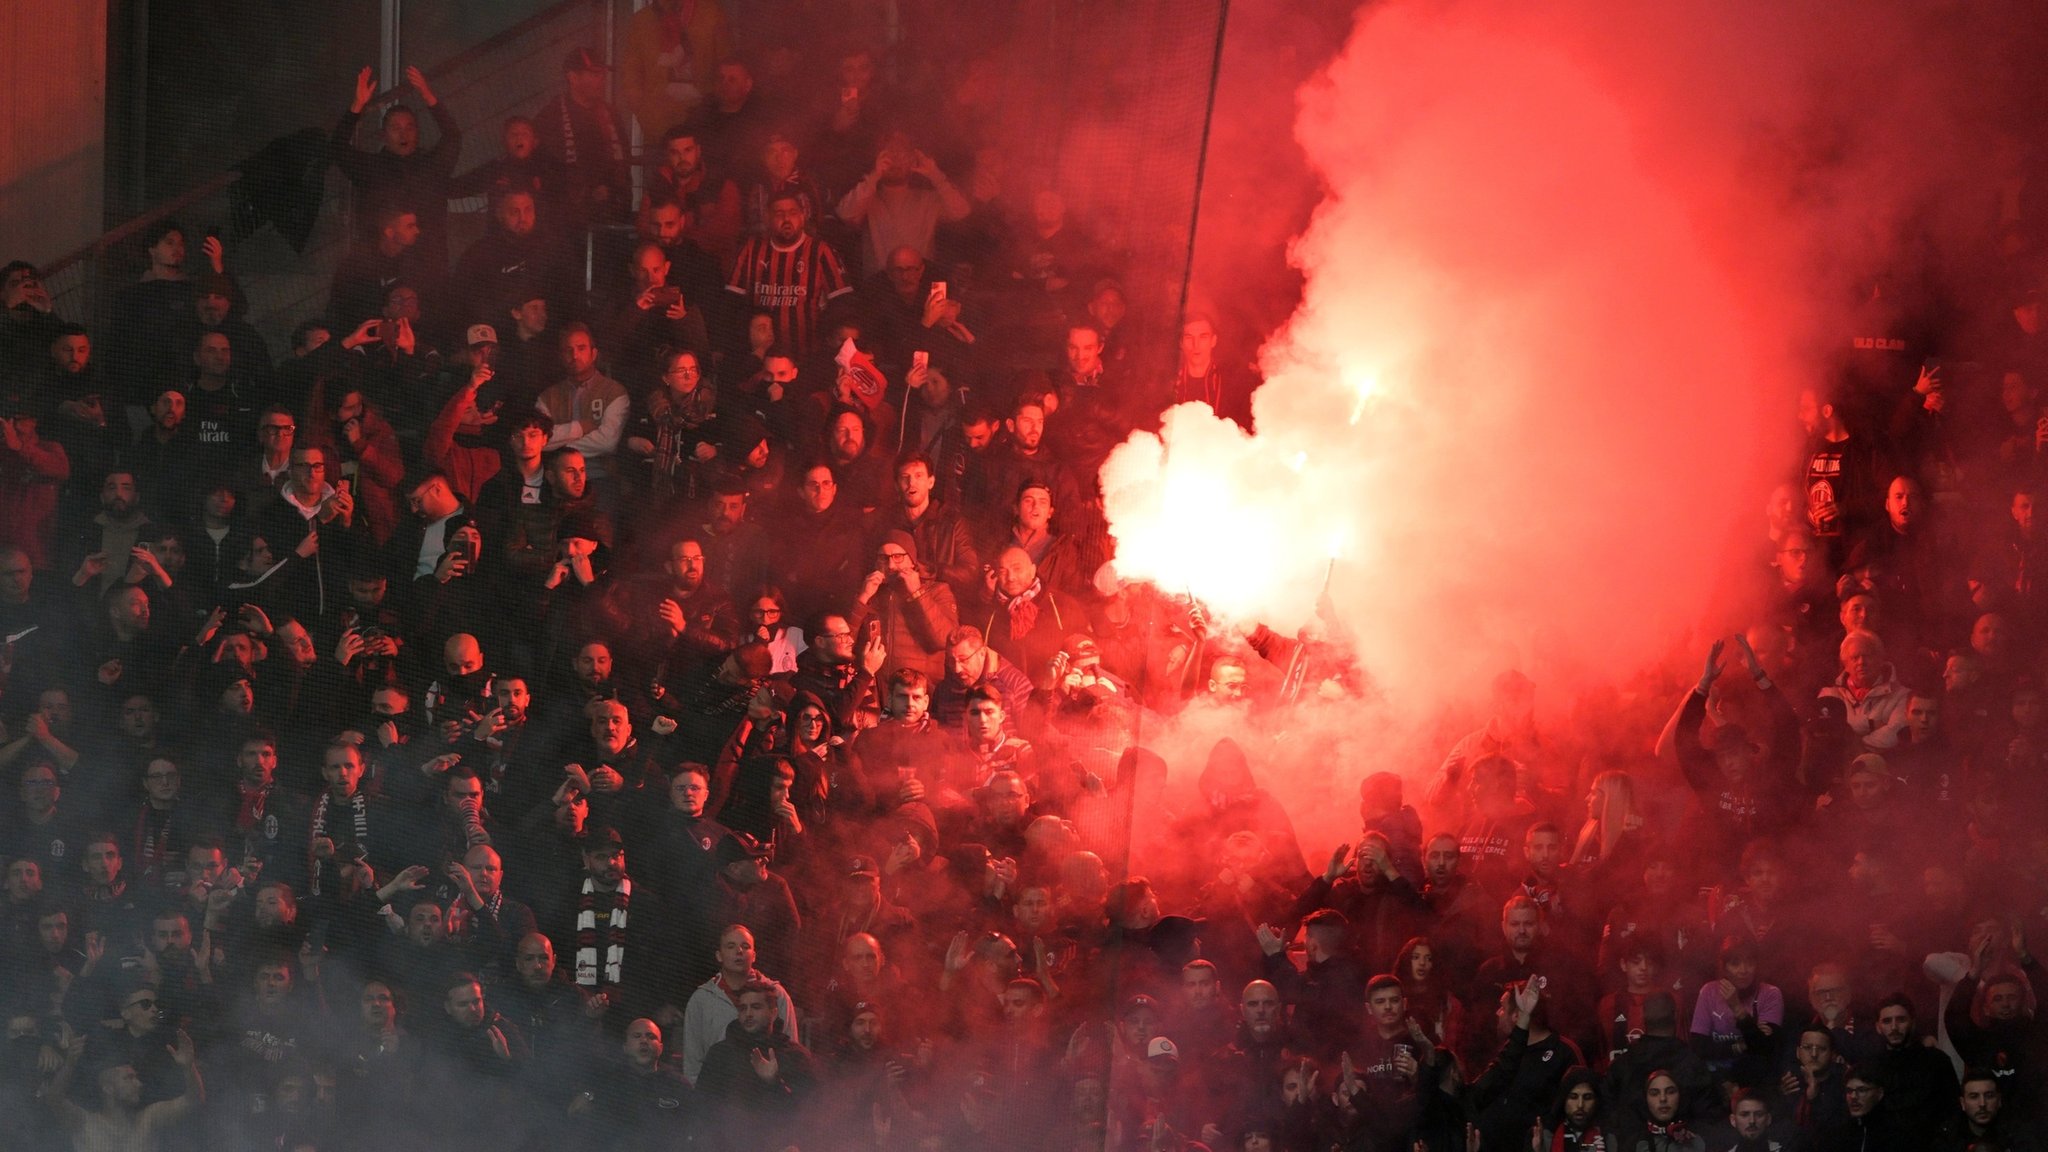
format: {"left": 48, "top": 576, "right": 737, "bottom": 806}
{"left": 465, "top": 323, "right": 499, "bottom": 347}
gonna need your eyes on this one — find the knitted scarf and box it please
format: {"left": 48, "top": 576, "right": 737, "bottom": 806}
{"left": 1005, "top": 581, "right": 1043, "bottom": 640}
{"left": 133, "top": 805, "right": 174, "bottom": 884}
{"left": 309, "top": 790, "right": 369, "bottom": 895}
{"left": 233, "top": 781, "right": 271, "bottom": 833}
{"left": 1646, "top": 1121, "right": 1691, "bottom": 1148}
{"left": 557, "top": 96, "right": 623, "bottom": 171}
{"left": 575, "top": 876, "right": 631, "bottom": 988}
{"left": 1550, "top": 1126, "right": 1604, "bottom": 1152}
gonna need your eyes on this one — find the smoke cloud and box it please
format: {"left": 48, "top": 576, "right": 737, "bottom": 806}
{"left": 1105, "top": 0, "right": 2038, "bottom": 717}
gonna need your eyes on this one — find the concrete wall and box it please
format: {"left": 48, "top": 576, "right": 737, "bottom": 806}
{"left": 0, "top": 4, "right": 108, "bottom": 265}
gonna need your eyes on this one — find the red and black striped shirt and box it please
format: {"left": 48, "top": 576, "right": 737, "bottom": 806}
{"left": 727, "top": 233, "right": 851, "bottom": 356}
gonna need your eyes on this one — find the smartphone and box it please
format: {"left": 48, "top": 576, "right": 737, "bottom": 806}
{"left": 928, "top": 281, "right": 947, "bottom": 304}
{"left": 655, "top": 285, "right": 683, "bottom": 307}
{"left": 912, "top": 350, "right": 929, "bottom": 372}
{"left": 448, "top": 515, "right": 478, "bottom": 563}
{"left": 865, "top": 619, "right": 882, "bottom": 643}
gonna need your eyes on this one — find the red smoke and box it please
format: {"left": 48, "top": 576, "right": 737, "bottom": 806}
{"left": 1108, "top": 1, "right": 1798, "bottom": 713}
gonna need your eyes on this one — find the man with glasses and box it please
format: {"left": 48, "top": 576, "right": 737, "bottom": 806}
{"left": 791, "top": 610, "right": 884, "bottom": 734}
{"left": 121, "top": 757, "right": 198, "bottom": 895}
{"left": 850, "top": 531, "right": 957, "bottom": 682}
{"left": 1, "top": 761, "right": 79, "bottom": 877}
{"left": 637, "top": 536, "right": 738, "bottom": 674}
{"left": 105, "top": 984, "right": 183, "bottom": 1096}
{"left": 252, "top": 442, "right": 360, "bottom": 620}
{"left": 1801, "top": 963, "right": 1882, "bottom": 1065}
{"left": 932, "top": 624, "right": 1032, "bottom": 726}
{"left": 1823, "top": 1067, "right": 1897, "bottom": 1152}
{"left": 227, "top": 406, "right": 296, "bottom": 521}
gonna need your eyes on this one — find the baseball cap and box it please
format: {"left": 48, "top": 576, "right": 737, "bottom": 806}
{"left": 847, "top": 856, "right": 880, "bottom": 879}
{"left": 582, "top": 825, "right": 624, "bottom": 850}
{"left": 466, "top": 323, "right": 499, "bottom": 347}
{"left": 714, "top": 831, "right": 772, "bottom": 867}
{"left": 563, "top": 47, "right": 610, "bottom": 73}
{"left": 1145, "top": 1037, "right": 1180, "bottom": 1062}
{"left": 1121, "top": 994, "right": 1159, "bottom": 1019}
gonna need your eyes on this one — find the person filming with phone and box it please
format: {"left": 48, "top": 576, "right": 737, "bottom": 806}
{"left": 834, "top": 131, "right": 971, "bottom": 277}
{"left": 849, "top": 531, "right": 958, "bottom": 683}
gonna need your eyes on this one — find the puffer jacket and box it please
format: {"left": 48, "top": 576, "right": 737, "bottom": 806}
{"left": 1818, "top": 667, "right": 1912, "bottom": 749}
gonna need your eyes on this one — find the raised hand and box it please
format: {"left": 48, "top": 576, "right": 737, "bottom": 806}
{"left": 750, "top": 1046, "right": 780, "bottom": 1082}
{"left": 129, "top": 545, "right": 170, "bottom": 586}
{"left": 657, "top": 598, "right": 687, "bottom": 638}
{"left": 405, "top": 64, "right": 437, "bottom": 105}
{"left": 343, "top": 317, "right": 382, "bottom": 349}
{"left": 1735, "top": 632, "right": 1767, "bottom": 680}
{"left": 352, "top": 66, "right": 376, "bottom": 113}
{"left": 1698, "top": 637, "right": 1726, "bottom": 692}
{"left": 944, "top": 931, "right": 972, "bottom": 972}
{"left": 562, "top": 764, "right": 591, "bottom": 795}
{"left": 237, "top": 603, "right": 273, "bottom": 636}
{"left": 1254, "top": 923, "right": 1285, "bottom": 956}
{"left": 1323, "top": 843, "right": 1353, "bottom": 883}
{"left": 1338, "top": 1051, "right": 1361, "bottom": 1100}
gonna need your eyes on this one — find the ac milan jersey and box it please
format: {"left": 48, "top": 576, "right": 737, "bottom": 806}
{"left": 727, "top": 234, "right": 851, "bottom": 356}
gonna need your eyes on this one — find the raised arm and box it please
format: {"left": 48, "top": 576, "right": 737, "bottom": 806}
{"left": 331, "top": 67, "right": 378, "bottom": 182}
{"left": 42, "top": 1025, "right": 91, "bottom": 1131}
{"left": 138, "top": 1029, "right": 204, "bottom": 1136}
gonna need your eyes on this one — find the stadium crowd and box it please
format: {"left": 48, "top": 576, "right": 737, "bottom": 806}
{"left": 0, "top": 4, "right": 2045, "bottom": 1151}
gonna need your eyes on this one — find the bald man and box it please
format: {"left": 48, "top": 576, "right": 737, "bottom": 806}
{"left": 974, "top": 545, "right": 1076, "bottom": 690}
{"left": 498, "top": 932, "right": 608, "bottom": 1072}
{"left": 449, "top": 843, "right": 537, "bottom": 980}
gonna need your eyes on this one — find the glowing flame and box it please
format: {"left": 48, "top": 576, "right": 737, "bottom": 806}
{"left": 1099, "top": 404, "right": 1347, "bottom": 625}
